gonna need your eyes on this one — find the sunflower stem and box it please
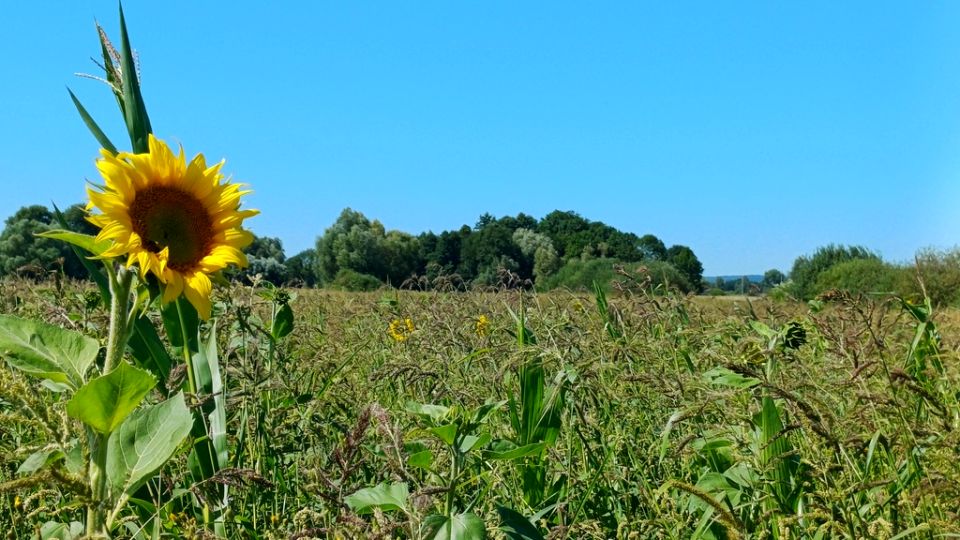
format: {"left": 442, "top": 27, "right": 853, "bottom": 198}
{"left": 87, "top": 264, "right": 134, "bottom": 538}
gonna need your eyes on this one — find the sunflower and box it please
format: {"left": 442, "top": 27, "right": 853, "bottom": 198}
{"left": 86, "top": 134, "right": 258, "bottom": 319}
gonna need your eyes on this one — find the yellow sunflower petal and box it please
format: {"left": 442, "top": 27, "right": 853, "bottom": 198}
{"left": 162, "top": 273, "right": 185, "bottom": 304}
{"left": 183, "top": 272, "right": 213, "bottom": 319}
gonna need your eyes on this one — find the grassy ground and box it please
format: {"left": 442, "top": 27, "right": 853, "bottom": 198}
{"left": 1, "top": 279, "right": 959, "bottom": 539}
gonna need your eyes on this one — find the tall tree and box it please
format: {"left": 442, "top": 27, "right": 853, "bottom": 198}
{"left": 637, "top": 234, "right": 668, "bottom": 261}
{"left": 666, "top": 244, "right": 704, "bottom": 293}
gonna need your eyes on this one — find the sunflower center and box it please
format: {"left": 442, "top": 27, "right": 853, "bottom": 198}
{"left": 129, "top": 186, "right": 213, "bottom": 271}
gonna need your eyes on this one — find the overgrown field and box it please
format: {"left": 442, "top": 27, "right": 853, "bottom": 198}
{"left": 2, "top": 278, "right": 959, "bottom": 539}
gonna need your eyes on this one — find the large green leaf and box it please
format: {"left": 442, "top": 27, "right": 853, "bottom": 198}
{"left": 0, "top": 314, "right": 99, "bottom": 389}
{"left": 188, "top": 321, "right": 229, "bottom": 474}
{"left": 37, "top": 521, "right": 83, "bottom": 540}
{"left": 106, "top": 392, "right": 192, "bottom": 498}
{"left": 271, "top": 302, "right": 294, "bottom": 341}
{"left": 497, "top": 506, "right": 544, "bottom": 540}
{"left": 431, "top": 512, "right": 486, "bottom": 540}
{"left": 67, "top": 362, "right": 156, "bottom": 434}
{"left": 345, "top": 482, "right": 409, "bottom": 514}
{"left": 36, "top": 229, "right": 113, "bottom": 258}
{"left": 406, "top": 401, "right": 451, "bottom": 424}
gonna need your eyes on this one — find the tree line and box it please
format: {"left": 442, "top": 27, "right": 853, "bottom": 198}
{"left": 2, "top": 203, "right": 958, "bottom": 305}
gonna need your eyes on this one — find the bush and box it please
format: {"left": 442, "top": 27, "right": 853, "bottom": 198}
{"left": 330, "top": 269, "right": 382, "bottom": 292}
{"left": 912, "top": 247, "right": 960, "bottom": 307}
{"left": 539, "top": 258, "right": 620, "bottom": 291}
{"left": 789, "top": 244, "right": 878, "bottom": 300}
{"left": 631, "top": 260, "right": 695, "bottom": 294}
{"left": 540, "top": 258, "right": 693, "bottom": 294}
{"left": 813, "top": 258, "right": 909, "bottom": 297}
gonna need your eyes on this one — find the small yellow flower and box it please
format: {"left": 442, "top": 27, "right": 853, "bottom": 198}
{"left": 86, "top": 134, "right": 258, "bottom": 319}
{"left": 13, "top": 495, "right": 21, "bottom": 510}
{"left": 271, "top": 514, "right": 280, "bottom": 526}
{"left": 475, "top": 314, "right": 489, "bottom": 337}
{"left": 388, "top": 317, "right": 415, "bottom": 342}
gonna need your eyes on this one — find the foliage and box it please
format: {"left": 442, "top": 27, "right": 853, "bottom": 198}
{"left": 788, "top": 244, "right": 879, "bottom": 300}
{"left": 316, "top": 208, "right": 423, "bottom": 286}
{"left": 666, "top": 244, "right": 704, "bottom": 293}
{"left": 330, "top": 268, "right": 383, "bottom": 291}
{"left": 0, "top": 205, "right": 90, "bottom": 280}
{"left": 3, "top": 279, "right": 960, "bottom": 539}
{"left": 813, "top": 257, "right": 908, "bottom": 297}
{"left": 913, "top": 246, "right": 960, "bottom": 307}
{"left": 762, "top": 268, "right": 786, "bottom": 288}
{"left": 286, "top": 248, "right": 320, "bottom": 287}
{"left": 538, "top": 257, "right": 621, "bottom": 291}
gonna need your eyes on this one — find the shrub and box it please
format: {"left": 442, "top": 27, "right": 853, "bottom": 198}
{"left": 789, "top": 244, "right": 878, "bottom": 300}
{"left": 330, "top": 268, "right": 382, "bottom": 291}
{"left": 912, "top": 247, "right": 960, "bottom": 307}
{"left": 539, "top": 257, "right": 620, "bottom": 292}
{"left": 813, "top": 258, "right": 908, "bottom": 297}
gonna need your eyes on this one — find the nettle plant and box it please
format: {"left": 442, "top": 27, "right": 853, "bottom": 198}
{"left": 0, "top": 8, "right": 257, "bottom": 539}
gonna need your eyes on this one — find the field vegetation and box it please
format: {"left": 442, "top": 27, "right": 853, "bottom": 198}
{"left": 2, "top": 272, "right": 959, "bottom": 539}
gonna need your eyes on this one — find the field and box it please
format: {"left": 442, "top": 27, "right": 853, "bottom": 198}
{"left": 2, "top": 279, "right": 960, "bottom": 539}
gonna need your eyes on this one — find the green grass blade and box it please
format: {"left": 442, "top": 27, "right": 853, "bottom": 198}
{"left": 67, "top": 89, "right": 118, "bottom": 154}
{"left": 117, "top": 3, "right": 152, "bottom": 152}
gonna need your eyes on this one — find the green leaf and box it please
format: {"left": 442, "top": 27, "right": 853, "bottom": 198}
{"left": 37, "top": 521, "right": 84, "bottom": 540}
{"left": 117, "top": 4, "right": 153, "bottom": 153}
{"left": 162, "top": 298, "right": 199, "bottom": 351}
{"left": 0, "top": 314, "right": 99, "bottom": 389}
{"left": 460, "top": 432, "right": 492, "bottom": 453}
{"left": 430, "top": 423, "right": 459, "bottom": 446}
{"left": 67, "top": 362, "right": 157, "bottom": 434}
{"left": 66, "top": 88, "right": 118, "bottom": 154}
{"left": 431, "top": 512, "right": 486, "bottom": 540}
{"left": 127, "top": 314, "right": 172, "bottom": 389}
{"left": 497, "top": 506, "right": 544, "bottom": 540}
{"left": 345, "top": 482, "right": 409, "bottom": 514}
{"left": 37, "top": 229, "right": 113, "bottom": 257}
{"left": 106, "top": 392, "right": 192, "bottom": 498}
{"left": 188, "top": 321, "right": 229, "bottom": 478}
{"left": 703, "top": 366, "right": 761, "bottom": 389}
{"left": 406, "top": 401, "right": 451, "bottom": 423}
{"left": 486, "top": 441, "right": 546, "bottom": 461}
{"left": 17, "top": 448, "right": 65, "bottom": 475}
{"left": 51, "top": 203, "right": 109, "bottom": 304}
{"left": 271, "top": 302, "right": 294, "bottom": 341}
{"left": 408, "top": 449, "right": 434, "bottom": 469}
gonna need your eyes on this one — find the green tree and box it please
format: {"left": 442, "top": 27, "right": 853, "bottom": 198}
{"left": 513, "top": 228, "right": 560, "bottom": 281}
{"left": 637, "top": 234, "right": 668, "bottom": 260}
{"left": 231, "top": 235, "right": 288, "bottom": 285}
{"left": 537, "top": 210, "right": 591, "bottom": 259}
{"left": 763, "top": 269, "right": 786, "bottom": 289}
{"left": 285, "top": 249, "right": 319, "bottom": 287}
{"left": 460, "top": 219, "right": 523, "bottom": 283}
{"left": 246, "top": 236, "right": 286, "bottom": 262}
{"left": 666, "top": 244, "right": 704, "bottom": 292}
{"left": 789, "top": 244, "right": 878, "bottom": 300}
{"left": 0, "top": 205, "right": 72, "bottom": 277}
{"left": 315, "top": 208, "right": 423, "bottom": 286}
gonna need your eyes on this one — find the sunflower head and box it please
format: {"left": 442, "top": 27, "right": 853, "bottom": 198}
{"left": 87, "top": 134, "right": 258, "bottom": 318}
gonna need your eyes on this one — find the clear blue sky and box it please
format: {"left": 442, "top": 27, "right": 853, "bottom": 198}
{"left": 1, "top": 2, "right": 958, "bottom": 276}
